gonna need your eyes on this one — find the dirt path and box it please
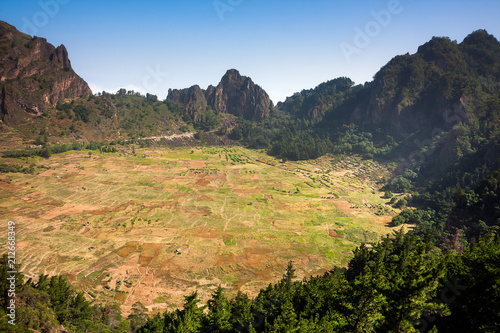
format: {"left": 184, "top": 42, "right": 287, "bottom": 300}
{"left": 224, "top": 211, "right": 241, "bottom": 231}
{"left": 135, "top": 132, "right": 195, "bottom": 141}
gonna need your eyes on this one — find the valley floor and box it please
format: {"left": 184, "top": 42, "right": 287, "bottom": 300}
{"left": 0, "top": 146, "right": 405, "bottom": 315}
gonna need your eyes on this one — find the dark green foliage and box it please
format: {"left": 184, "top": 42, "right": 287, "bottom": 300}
{"left": 73, "top": 104, "right": 93, "bottom": 123}
{"left": 446, "top": 170, "right": 500, "bottom": 242}
{"left": 161, "top": 292, "right": 206, "bottom": 333}
{"left": 229, "top": 127, "right": 243, "bottom": 141}
{"left": 391, "top": 208, "right": 437, "bottom": 227}
{"left": 0, "top": 163, "right": 35, "bottom": 174}
{"left": 393, "top": 198, "right": 408, "bottom": 209}
{"left": 193, "top": 109, "right": 221, "bottom": 131}
{"left": 2, "top": 149, "right": 42, "bottom": 158}
{"left": 348, "top": 230, "right": 448, "bottom": 332}
{"left": 206, "top": 287, "right": 233, "bottom": 332}
{"left": 86, "top": 141, "right": 106, "bottom": 150}
{"left": 0, "top": 264, "right": 130, "bottom": 333}
{"left": 279, "top": 77, "right": 356, "bottom": 122}
{"left": 399, "top": 168, "right": 500, "bottom": 249}
{"left": 383, "top": 191, "right": 393, "bottom": 199}
{"left": 385, "top": 176, "right": 413, "bottom": 193}
{"left": 2, "top": 142, "right": 85, "bottom": 159}
{"left": 128, "top": 301, "right": 149, "bottom": 332}
{"left": 270, "top": 129, "right": 332, "bottom": 160}
{"left": 434, "top": 228, "right": 500, "bottom": 332}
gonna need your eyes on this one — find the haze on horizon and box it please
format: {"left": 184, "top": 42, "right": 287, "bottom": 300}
{"left": 1, "top": 0, "right": 500, "bottom": 104}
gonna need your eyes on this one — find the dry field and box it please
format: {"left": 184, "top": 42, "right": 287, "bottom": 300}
{"left": 0, "top": 146, "right": 405, "bottom": 315}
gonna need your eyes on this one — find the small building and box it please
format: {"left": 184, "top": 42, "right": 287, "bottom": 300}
{"left": 174, "top": 248, "right": 182, "bottom": 254}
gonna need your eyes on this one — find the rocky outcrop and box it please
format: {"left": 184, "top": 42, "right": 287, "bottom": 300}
{"left": 167, "top": 85, "right": 208, "bottom": 117}
{"left": 0, "top": 21, "right": 92, "bottom": 124}
{"left": 168, "top": 69, "right": 273, "bottom": 121}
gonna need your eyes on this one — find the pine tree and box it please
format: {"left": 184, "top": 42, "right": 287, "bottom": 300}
{"left": 206, "top": 286, "right": 232, "bottom": 332}
{"left": 128, "top": 301, "right": 149, "bottom": 332}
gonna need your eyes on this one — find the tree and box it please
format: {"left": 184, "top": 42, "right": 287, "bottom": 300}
{"left": 393, "top": 198, "right": 408, "bottom": 208}
{"left": 345, "top": 231, "right": 449, "bottom": 332}
{"left": 383, "top": 191, "right": 393, "bottom": 199}
{"left": 435, "top": 228, "right": 500, "bottom": 332}
{"left": 206, "top": 286, "right": 232, "bottom": 332}
{"left": 387, "top": 176, "right": 413, "bottom": 193}
{"left": 0, "top": 255, "right": 24, "bottom": 309}
{"left": 0, "top": 286, "right": 59, "bottom": 332}
{"left": 40, "top": 148, "right": 51, "bottom": 159}
{"left": 128, "top": 301, "right": 149, "bottom": 332}
{"left": 165, "top": 292, "right": 205, "bottom": 333}
{"left": 283, "top": 261, "right": 296, "bottom": 285}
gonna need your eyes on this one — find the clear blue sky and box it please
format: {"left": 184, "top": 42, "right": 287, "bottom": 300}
{"left": 1, "top": 0, "right": 500, "bottom": 103}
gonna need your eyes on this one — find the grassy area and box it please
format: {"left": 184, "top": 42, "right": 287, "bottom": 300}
{"left": 0, "top": 146, "right": 399, "bottom": 315}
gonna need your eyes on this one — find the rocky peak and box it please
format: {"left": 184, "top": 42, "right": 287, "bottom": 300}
{"left": 211, "top": 69, "right": 273, "bottom": 120}
{"left": 54, "top": 44, "right": 71, "bottom": 69}
{"left": 0, "top": 20, "right": 92, "bottom": 124}
{"left": 168, "top": 69, "right": 273, "bottom": 121}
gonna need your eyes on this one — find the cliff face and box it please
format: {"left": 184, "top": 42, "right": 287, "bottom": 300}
{"left": 0, "top": 21, "right": 92, "bottom": 124}
{"left": 168, "top": 69, "right": 273, "bottom": 121}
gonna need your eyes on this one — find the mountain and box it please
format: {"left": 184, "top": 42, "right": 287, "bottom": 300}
{"left": 168, "top": 69, "right": 273, "bottom": 121}
{"left": 351, "top": 30, "right": 500, "bottom": 136}
{"left": 279, "top": 30, "right": 500, "bottom": 138}
{"left": 0, "top": 21, "right": 92, "bottom": 125}
{"left": 272, "top": 30, "right": 500, "bottom": 175}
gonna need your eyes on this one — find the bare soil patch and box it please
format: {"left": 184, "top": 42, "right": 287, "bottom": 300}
{"left": 42, "top": 203, "right": 98, "bottom": 220}
{"left": 328, "top": 229, "right": 344, "bottom": 238}
{"left": 139, "top": 243, "right": 164, "bottom": 266}
{"left": 196, "top": 179, "right": 210, "bottom": 186}
{"left": 332, "top": 200, "right": 355, "bottom": 217}
{"left": 116, "top": 242, "right": 142, "bottom": 258}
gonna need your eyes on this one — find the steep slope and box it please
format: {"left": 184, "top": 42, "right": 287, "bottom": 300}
{"left": 168, "top": 69, "right": 273, "bottom": 121}
{"left": 0, "top": 20, "right": 92, "bottom": 125}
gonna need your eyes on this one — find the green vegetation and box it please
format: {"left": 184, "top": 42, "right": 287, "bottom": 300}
{"left": 0, "top": 257, "right": 129, "bottom": 332}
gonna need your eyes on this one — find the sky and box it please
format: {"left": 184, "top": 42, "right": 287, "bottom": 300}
{"left": 1, "top": 0, "right": 500, "bottom": 104}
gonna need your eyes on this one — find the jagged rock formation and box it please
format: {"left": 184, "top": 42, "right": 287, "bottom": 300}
{"left": 0, "top": 20, "right": 92, "bottom": 125}
{"left": 167, "top": 85, "right": 208, "bottom": 118}
{"left": 168, "top": 69, "right": 273, "bottom": 121}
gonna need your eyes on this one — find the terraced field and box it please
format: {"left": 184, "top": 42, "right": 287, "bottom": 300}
{"left": 0, "top": 146, "right": 405, "bottom": 315}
